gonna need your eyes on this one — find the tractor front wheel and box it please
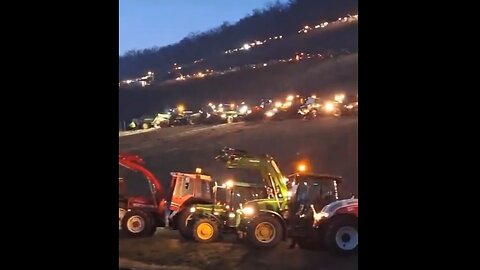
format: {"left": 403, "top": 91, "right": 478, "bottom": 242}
{"left": 193, "top": 218, "right": 220, "bottom": 243}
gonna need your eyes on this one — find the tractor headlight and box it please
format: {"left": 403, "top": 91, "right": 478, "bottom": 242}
{"left": 228, "top": 212, "right": 236, "bottom": 218}
{"left": 325, "top": 102, "right": 335, "bottom": 112}
{"left": 265, "top": 110, "right": 275, "bottom": 117}
{"left": 190, "top": 206, "right": 196, "bottom": 213}
{"left": 239, "top": 106, "right": 248, "bottom": 114}
{"left": 242, "top": 206, "right": 255, "bottom": 216}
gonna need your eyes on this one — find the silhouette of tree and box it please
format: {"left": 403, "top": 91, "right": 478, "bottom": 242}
{"left": 119, "top": 0, "right": 358, "bottom": 79}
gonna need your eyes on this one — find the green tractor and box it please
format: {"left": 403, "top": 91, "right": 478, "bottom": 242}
{"left": 188, "top": 180, "right": 267, "bottom": 242}
{"left": 185, "top": 148, "right": 355, "bottom": 253}
{"left": 129, "top": 113, "right": 170, "bottom": 130}
{"left": 189, "top": 147, "right": 290, "bottom": 248}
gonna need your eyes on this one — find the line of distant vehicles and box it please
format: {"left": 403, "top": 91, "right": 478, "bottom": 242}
{"left": 126, "top": 92, "right": 358, "bottom": 131}
{"left": 119, "top": 13, "right": 358, "bottom": 88}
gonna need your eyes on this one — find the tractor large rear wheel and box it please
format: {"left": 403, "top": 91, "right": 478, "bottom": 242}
{"left": 324, "top": 216, "right": 358, "bottom": 255}
{"left": 177, "top": 210, "right": 194, "bottom": 240}
{"left": 247, "top": 215, "right": 283, "bottom": 249}
{"left": 121, "top": 209, "right": 155, "bottom": 237}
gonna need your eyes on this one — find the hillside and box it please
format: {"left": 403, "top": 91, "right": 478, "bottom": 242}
{"left": 119, "top": 52, "right": 357, "bottom": 122}
{"left": 119, "top": 0, "right": 358, "bottom": 79}
{"left": 119, "top": 0, "right": 358, "bottom": 122}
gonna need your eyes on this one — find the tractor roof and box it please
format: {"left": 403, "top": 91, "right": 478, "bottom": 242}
{"left": 233, "top": 182, "right": 264, "bottom": 188}
{"left": 289, "top": 173, "right": 342, "bottom": 182}
{"left": 170, "top": 172, "right": 213, "bottom": 181}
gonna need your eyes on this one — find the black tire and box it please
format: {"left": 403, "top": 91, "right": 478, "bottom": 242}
{"left": 192, "top": 218, "right": 220, "bottom": 243}
{"left": 324, "top": 216, "right": 358, "bottom": 255}
{"left": 177, "top": 210, "right": 194, "bottom": 240}
{"left": 121, "top": 209, "right": 155, "bottom": 237}
{"left": 247, "top": 215, "right": 283, "bottom": 249}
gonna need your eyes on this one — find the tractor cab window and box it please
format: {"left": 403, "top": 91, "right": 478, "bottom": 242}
{"left": 215, "top": 186, "right": 228, "bottom": 205}
{"left": 288, "top": 181, "right": 309, "bottom": 215}
{"left": 295, "top": 181, "right": 309, "bottom": 204}
{"left": 195, "top": 178, "right": 213, "bottom": 200}
{"left": 303, "top": 179, "right": 339, "bottom": 208}
{"left": 313, "top": 180, "right": 338, "bottom": 202}
{"left": 231, "top": 186, "right": 266, "bottom": 207}
{"left": 182, "top": 177, "right": 193, "bottom": 196}
{"left": 172, "top": 175, "right": 194, "bottom": 197}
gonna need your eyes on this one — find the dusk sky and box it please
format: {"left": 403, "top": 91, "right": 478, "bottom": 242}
{"left": 119, "top": 0, "right": 290, "bottom": 55}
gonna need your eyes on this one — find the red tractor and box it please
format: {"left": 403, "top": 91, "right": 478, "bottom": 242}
{"left": 119, "top": 154, "right": 214, "bottom": 237}
{"left": 287, "top": 173, "right": 358, "bottom": 254}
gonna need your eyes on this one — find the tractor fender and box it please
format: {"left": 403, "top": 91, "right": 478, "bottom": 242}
{"left": 320, "top": 198, "right": 358, "bottom": 218}
{"left": 194, "top": 212, "right": 223, "bottom": 225}
{"left": 256, "top": 209, "right": 288, "bottom": 241}
{"left": 334, "top": 205, "right": 358, "bottom": 218}
{"left": 327, "top": 199, "right": 358, "bottom": 218}
{"left": 169, "top": 197, "right": 212, "bottom": 221}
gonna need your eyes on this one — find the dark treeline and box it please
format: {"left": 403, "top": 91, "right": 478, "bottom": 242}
{"left": 119, "top": 0, "right": 358, "bottom": 79}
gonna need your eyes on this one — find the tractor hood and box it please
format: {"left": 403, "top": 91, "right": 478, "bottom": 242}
{"left": 190, "top": 204, "right": 228, "bottom": 216}
{"left": 242, "top": 198, "right": 286, "bottom": 213}
{"left": 319, "top": 198, "right": 358, "bottom": 217}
